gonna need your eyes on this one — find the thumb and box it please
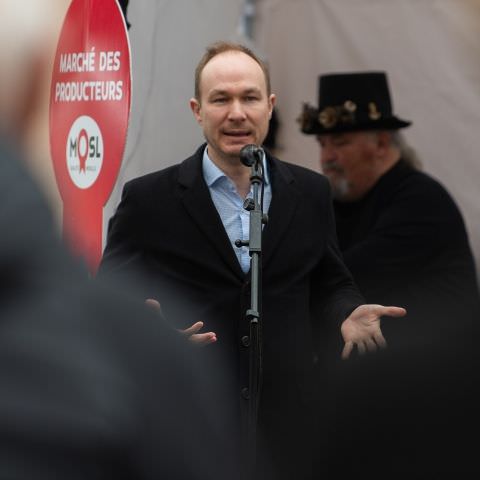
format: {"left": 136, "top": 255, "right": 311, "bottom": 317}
{"left": 145, "top": 298, "right": 162, "bottom": 315}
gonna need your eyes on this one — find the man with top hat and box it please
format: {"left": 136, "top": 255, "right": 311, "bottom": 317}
{"left": 298, "top": 71, "right": 480, "bottom": 346}
{"left": 299, "top": 72, "right": 480, "bottom": 478}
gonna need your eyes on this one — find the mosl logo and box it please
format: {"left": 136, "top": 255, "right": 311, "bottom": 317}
{"left": 66, "top": 115, "right": 103, "bottom": 189}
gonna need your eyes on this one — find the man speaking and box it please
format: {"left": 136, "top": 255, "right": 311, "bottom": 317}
{"left": 100, "top": 42, "right": 405, "bottom": 480}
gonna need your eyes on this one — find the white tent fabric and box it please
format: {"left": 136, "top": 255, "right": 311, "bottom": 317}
{"left": 253, "top": 0, "right": 480, "bottom": 275}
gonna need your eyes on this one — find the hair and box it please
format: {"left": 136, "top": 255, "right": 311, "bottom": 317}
{"left": 390, "top": 131, "right": 422, "bottom": 170}
{"left": 194, "top": 41, "right": 271, "bottom": 101}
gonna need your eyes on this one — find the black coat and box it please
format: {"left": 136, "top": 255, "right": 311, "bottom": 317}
{"left": 100, "top": 145, "right": 365, "bottom": 479}
{"left": 333, "top": 159, "right": 480, "bottom": 344}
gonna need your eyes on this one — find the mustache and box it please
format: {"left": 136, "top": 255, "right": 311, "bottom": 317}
{"left": 321, "top": 160, "right": 344, "bottom": 174}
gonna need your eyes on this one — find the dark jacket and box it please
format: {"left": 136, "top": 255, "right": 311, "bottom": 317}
{"left": 333, "top": 158, "right": 480, "bottom": 344}
{"left": 100, "top": 145, "right": 365, "bottom": 479}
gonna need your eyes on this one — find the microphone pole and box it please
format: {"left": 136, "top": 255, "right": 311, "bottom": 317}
{"left": 235, "top": 144, "right": 268, "bottom": 479}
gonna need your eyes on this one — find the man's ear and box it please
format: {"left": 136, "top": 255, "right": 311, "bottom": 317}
{"left": 376, "top": 130, "right": 392, "bottom": 156}
{"left": 268, "top": 93, "right": 276, "bottom": 118}
{"left": 189, "top": 97, "right": 202, "bottom": 124}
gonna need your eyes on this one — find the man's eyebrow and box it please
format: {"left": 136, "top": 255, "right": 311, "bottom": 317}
{"left": 208, "top": 89, "right": 228, "bottom": 97}
{"left": 208, "top": 87, "right": 262, "bottom": 97}
{"left": 243, "top": 87, "right": 262, "bottom": 96}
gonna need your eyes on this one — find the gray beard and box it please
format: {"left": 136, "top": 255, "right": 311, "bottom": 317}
{"left": 330, "top": 177, "right": 351, "bottom": 201}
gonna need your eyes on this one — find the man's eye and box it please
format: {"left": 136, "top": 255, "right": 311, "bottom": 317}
{"left": 245, "top": 96, "right": 259, "bottom": 102}
{"left": 212, "top": 98, "right": 227, "bottom": 103}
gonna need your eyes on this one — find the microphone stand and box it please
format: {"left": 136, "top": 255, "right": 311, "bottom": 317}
{"left": 235, "top": 150, "right": 267, "bottom": 479}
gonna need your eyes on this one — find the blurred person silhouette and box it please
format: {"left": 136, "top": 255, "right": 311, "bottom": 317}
{"left": 323, "top": 320, "right": 480, "bottom": 478}
{"left": 99, "top": 41, "right": 408, "bottom": 480}
{"left": 0, "top": 1, "right": 235, "bottom": 479}
{"left": 299, "top": 71, "right": 480, "bottom": 345}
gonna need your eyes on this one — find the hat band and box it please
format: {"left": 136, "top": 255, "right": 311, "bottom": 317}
{"left": 318, "top": 101, "right": 383, "bottom": 129}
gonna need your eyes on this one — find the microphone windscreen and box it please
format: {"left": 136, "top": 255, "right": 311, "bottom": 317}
{"left": 240, "top": 144, "right": 263, "bottom": 167}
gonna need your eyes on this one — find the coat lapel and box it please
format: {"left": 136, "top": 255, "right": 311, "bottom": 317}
{"left": 262, "top": 156, "right": 299, "bottom": 270}
{"left": 178, "top": 147, "right": 246, "bottom": 280}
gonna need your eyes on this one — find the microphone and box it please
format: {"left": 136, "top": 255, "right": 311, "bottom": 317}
{"left": 240, "top": 144, "right": 263, "bottom": 167}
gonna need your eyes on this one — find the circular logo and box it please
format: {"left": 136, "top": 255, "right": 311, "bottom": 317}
{"left": 66, "top": 115, "right": 104, "bottom": 189}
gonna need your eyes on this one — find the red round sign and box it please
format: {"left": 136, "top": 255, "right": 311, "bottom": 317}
{"left": 49, "top": 0, "right": 131, "bottom": 274}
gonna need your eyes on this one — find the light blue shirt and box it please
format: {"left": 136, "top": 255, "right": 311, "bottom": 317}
{"left": 202, "top": 147, "right": 272, "bottom": 274}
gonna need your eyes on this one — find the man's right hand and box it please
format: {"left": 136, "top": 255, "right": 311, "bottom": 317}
{"left": 179, "top": 321, "right": 217, "bottom": 346}
{"left": 145, "top": 298, "right": 217, "bottom": 346}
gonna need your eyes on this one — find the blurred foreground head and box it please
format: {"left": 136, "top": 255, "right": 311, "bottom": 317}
{"left": 0, "top": 0, "right": 59, "bottom": 139}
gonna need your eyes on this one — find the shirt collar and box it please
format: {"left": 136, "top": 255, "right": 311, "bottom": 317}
{"left": 202, "top": 146, "right": 270, "bottom": 188}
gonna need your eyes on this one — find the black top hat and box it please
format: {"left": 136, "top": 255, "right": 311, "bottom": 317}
{"left": 298, "top": 71, "right": 411, "bottom": 135}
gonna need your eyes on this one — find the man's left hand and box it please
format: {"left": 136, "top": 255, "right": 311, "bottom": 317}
{"left": 340, "top": 304, "right": 406, "bottom": 360}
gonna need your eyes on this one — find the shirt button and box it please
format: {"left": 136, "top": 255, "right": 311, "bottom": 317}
{"left": 241, "top": 335, "right": 250, "bottom": 347}
{"left": 241, "top": 387, "right": 250, "bottom": 399}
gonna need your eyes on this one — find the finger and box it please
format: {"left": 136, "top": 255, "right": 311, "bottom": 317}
{"left": 365, "top": 337, "right": 377, "bottom": 352}
{"left": 373, "top": 331, "right": 387, "bottom": 349}
{"left": 180, "top": 321, "right": 204, "bottom": 336}
{"left": 375, "top": 306, "right": 407, "bottom": 318}
{"left": 341, "top": 341, "right": 354, "bottom": 360}
{"left": 357, "top": 341, "right": 367, "bottom": 355}
{"left": 189, "top": 332, "right": 217, "bottom": 346}
{"left": 145, "top": 298, "right": 162, "bottom": 313}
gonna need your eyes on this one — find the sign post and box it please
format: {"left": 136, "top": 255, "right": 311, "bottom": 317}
{"left": 49, "top": 0, "right": 131, "bottom": 275}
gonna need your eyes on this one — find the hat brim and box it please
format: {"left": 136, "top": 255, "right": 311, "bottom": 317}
{"left": 301, "top": 115, "right": 412, "bottom": 135}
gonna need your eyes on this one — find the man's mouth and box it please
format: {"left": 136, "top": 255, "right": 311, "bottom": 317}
{"left": 223, "top": 130, "right": 251, "bottom": 138}
{"left": 322, "top": 162, "right": 343, "bottom": 175}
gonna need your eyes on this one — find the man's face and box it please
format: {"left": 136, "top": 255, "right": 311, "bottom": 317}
{"left": 190, "top": 51, "right": 275, "bottom": 167}
{"left": 317, "top": 131, "right": 383, "bottom": 202}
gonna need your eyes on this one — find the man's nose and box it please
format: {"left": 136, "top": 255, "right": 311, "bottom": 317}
{"left": 228, "top": 100, "right": 247, "bottom": 121}
{"left": 320, "top": 144, "right": 337, "bottom": 164}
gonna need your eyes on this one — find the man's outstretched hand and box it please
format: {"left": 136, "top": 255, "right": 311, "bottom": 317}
{"left": 178, "top": 321, "right": 217, "bottom": 346}
{"left": 145, "top": 298, "right": 217, "bottom": 346}
{"left": 341, "top": 304, "right": 406, "bottom": 360}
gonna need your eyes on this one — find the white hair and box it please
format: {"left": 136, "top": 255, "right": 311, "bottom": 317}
{"left": 390, "top": 131, "right": 422, "bottom": 170}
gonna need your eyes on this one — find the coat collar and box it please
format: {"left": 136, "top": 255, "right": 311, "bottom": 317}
{"left": 178, "top": 145, "right": 245, "bottom": 279}
{"left": 261, "top": 151, "right": 299, "bottom": 270}
{"left": 177, "top": 144, "right": 300, "bottom": 279}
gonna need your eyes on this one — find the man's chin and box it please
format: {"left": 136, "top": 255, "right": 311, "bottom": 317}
{"left": 223, "top": 144, "right": 250, "bottom": 159}
{"left": 329, "top": 178, "right": 351, "bottom": 202}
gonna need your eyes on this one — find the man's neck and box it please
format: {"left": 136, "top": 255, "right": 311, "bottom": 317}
{"left": 207, "top": 147, "right": 252, "bottom": 198}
